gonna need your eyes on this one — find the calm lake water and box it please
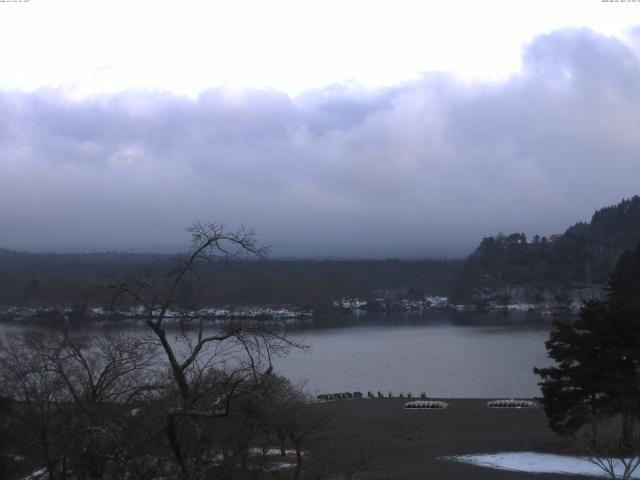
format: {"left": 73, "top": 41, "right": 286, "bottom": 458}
{"left": 0, "top": 311, "right": 556, "bottom": 398}
{"left": 275, "top": 312, "right": 554, "bottom": 398}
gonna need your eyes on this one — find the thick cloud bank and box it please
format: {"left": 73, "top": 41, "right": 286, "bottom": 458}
{"left": 2, "top": 28, "right": 640, "bottom": 257}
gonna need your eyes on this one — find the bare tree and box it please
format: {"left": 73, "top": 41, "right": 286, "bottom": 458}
{"left": 0, "top": 330, "right": 159, "bottom": 480}
{"left": 0, "top": 331, "right": 73, "bottom": 480}
{"left": 110, "top": 222, "right": 304, "bottom": 479}
{"left": 0, "top": 393, "right": 15, "bottom": 480}
{"left": 577, "top": 415, "right": 640, "bottom": 480}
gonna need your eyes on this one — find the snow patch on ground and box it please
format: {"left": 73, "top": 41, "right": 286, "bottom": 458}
{"left": 248, "top": 447, "right": 299, "bottom": 456}
{"left": 21, "top": 468, "right": 47, "bottom": 480}
{"left": 450, "top": 452, "right": 640, "bottom": 478}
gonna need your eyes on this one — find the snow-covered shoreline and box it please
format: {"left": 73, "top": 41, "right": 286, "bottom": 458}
{"left": 0, "top": 295, "right": 577, "bottom": 324}
{"left": 332, "top": 295, "right": 579, "bottom": 315}
{"left": 0, "top": 305, "right": 313, "bottom": 323}
{"left": 450, "top": 451, "right": 640, "bottom": 478}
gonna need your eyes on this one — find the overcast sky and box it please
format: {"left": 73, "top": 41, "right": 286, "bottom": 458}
{"left": 1, "top": 1, "right": 639, "bottom": 257}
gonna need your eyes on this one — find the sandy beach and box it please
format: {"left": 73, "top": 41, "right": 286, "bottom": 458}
{"left": 307, "top": 398, "right": 597, "bottom": 479}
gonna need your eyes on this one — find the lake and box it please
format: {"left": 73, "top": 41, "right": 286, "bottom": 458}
{"left": 275, "top": 311, "right": 555, "bottom": 398}
{"left": 0, "top": 310, "right": 556, "bottom": 398}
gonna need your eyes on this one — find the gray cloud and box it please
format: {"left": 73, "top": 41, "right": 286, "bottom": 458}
{"left": 1, "top": 27, "right": 640, "bottom": 257}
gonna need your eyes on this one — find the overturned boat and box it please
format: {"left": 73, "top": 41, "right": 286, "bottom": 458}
{"left": 486, "top": 399, "right": 536, "bottom": 408}
{"left": 404, "top": 400, "right": 449, "bottom": 409}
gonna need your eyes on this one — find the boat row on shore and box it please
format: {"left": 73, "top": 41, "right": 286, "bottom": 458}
{"left": 316, "top": 391, "right": 429, "bottom": 401}
{"left": 406, "top": 399, "right": 536, "bottom": 409}
{"left": 316, "top": 393, "right": 537, "bottom": 410}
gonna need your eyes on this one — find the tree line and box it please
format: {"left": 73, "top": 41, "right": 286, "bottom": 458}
{"left": 453, "top": 195, "right": 640, "bottom": 302}
{"left": 0, "top": 224, "right": 333, "bottom": 480}
{"left": 3, "top": 196, "right": 640, "bottom": 312}
{"left": 536, "top": 242, "right": 640, "bottom": 480}
{"left": 0, "top": 249, "right": 460, "bottom": 314}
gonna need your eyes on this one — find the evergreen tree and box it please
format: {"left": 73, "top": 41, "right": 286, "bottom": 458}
{"left": 534, "top": 243, "right": 640, "bottom": 440}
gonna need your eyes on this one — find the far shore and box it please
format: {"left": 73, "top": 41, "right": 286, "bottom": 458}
{"left": 0, "top": 298, "right": 581, "bottom": 324}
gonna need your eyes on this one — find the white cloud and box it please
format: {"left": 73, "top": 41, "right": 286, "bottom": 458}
{"left": 0, "top": 28, "right": 639, "bottom": 256}
{"left": 0, "top": 1, "right": 639, "bottom": 97}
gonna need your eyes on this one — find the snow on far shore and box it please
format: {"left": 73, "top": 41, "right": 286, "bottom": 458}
{"left": 450, "top": 452, "right": 640, "bottom": 478}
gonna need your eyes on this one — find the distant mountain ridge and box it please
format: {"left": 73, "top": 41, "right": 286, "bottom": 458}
{"left": 1, "top": 196, "right": 639, "bottom": 313}
{"left": 454, "top": 195, "right": 640, "bottom": 304}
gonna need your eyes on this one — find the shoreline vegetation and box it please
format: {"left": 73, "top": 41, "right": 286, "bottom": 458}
{"left": 0, "top": 296, "right": 579, "bottom": 324}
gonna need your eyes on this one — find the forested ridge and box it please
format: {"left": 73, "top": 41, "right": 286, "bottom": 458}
{"left": 0, "top": 249, "right": 460, "bottom": 311}
{"left": 1, "top": 196, "right": 639, "bottom": 310}
{"left": 453, "top": 195, "right": 640, "bottom": 303}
